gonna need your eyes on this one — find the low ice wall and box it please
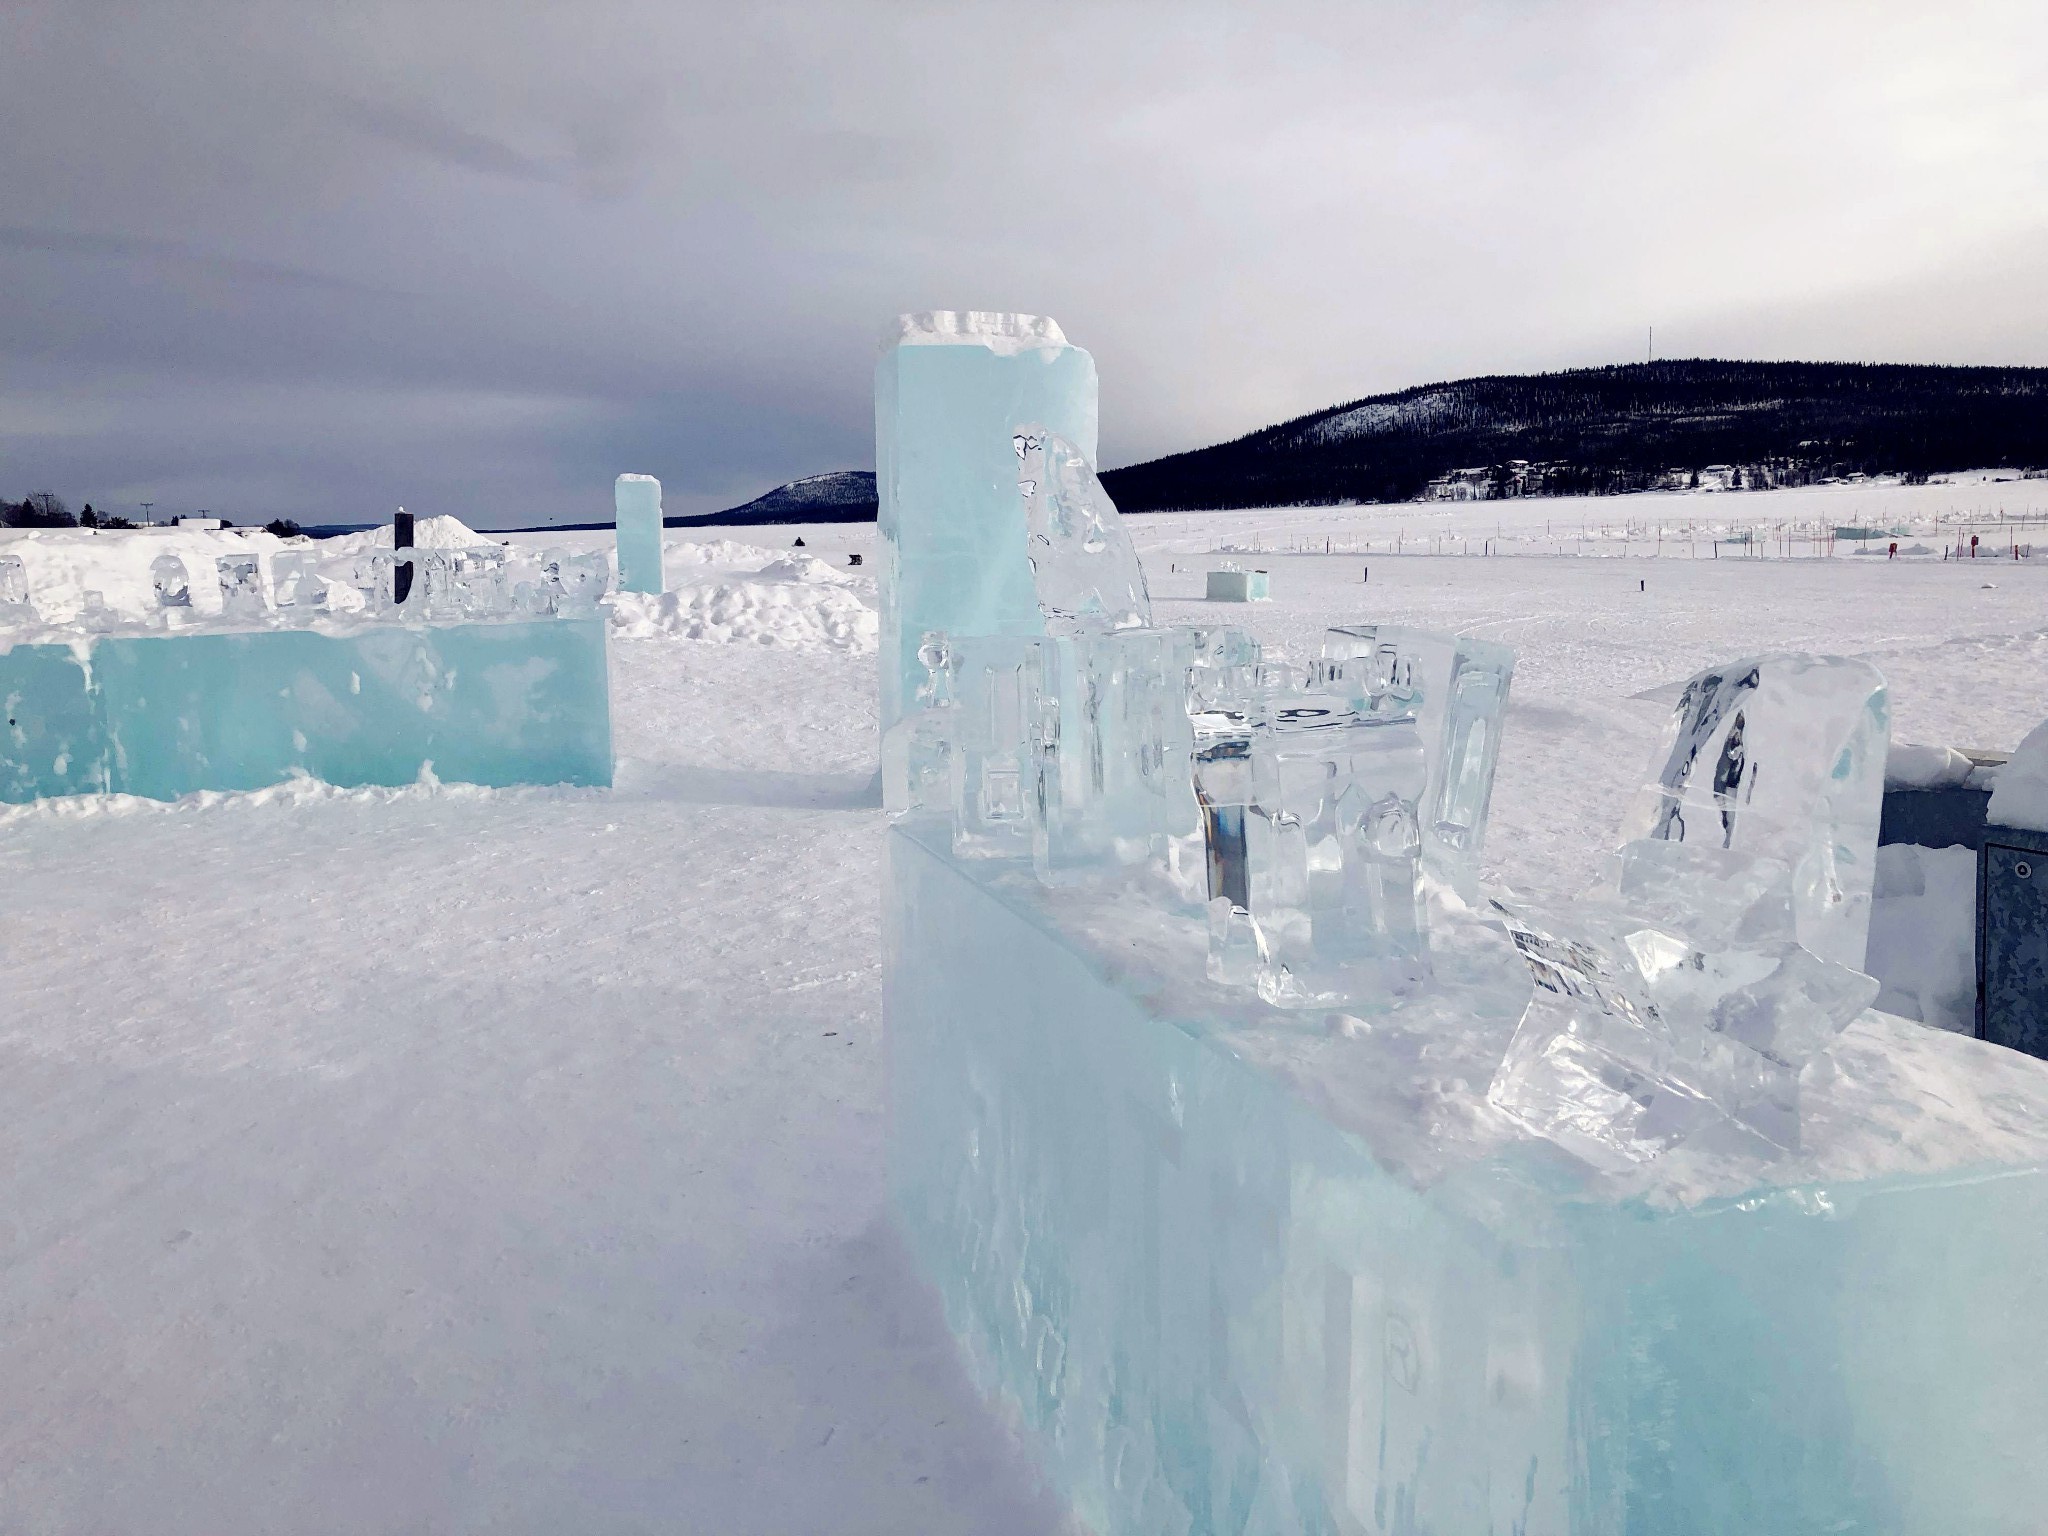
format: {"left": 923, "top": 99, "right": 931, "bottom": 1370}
{"left": 888, "top": 823, "right": 2048, "bottom": 1536}
{"left": 1, "top": 617, "right": 611, "bottom": 802}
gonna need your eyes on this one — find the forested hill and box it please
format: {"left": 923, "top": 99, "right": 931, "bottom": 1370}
{"left": 1097, "top": 360, "right": 2048, "bottom": 510}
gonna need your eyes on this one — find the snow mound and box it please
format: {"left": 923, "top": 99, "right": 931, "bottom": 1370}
{"left": 611, "top": 580, "right": 877, "bottom": 653}
{"left": 320, "top": 516, "right": 499, "bottom": 553}
{"left": 665, "top": 539, "right": 792, "bottom": 569}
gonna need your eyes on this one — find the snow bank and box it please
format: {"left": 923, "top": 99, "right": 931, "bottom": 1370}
{"left": 609, "top": 538, "right": 877, "bottom": 654}
{"left": 0, "top": 525, "right": 287, "bottom": 625}
{"left": 1988, "top": 717, "right": 2048, "bottom": 831}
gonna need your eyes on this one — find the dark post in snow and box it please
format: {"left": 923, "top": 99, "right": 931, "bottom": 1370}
{"left": 393, "top": 508, "right": 415, "bottom": 604}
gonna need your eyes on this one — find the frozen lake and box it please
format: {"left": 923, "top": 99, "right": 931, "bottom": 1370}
{"left": 3, "top": 478, "right": 2046, "bottom": 1530}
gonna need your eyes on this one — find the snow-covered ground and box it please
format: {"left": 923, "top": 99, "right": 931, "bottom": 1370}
{"left": 4, "top": 477, "right": 2047, "bottom": 1529}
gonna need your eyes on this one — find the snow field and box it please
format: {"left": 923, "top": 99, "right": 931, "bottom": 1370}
{"left": 2, "top": 480, "right": 2046, "bottom": 1529}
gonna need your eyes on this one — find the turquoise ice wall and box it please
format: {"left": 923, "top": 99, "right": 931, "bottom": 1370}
{"left": 0, "top": 617, "right": 611, "bottom": 802}
{"left": 887, "top": 823, "right": 2048, "bottom": 1535}
{"left": 875, "top": 320, "right": 1098, "bottom": 731}
{"left": 615, "top": 475, "right": 665, "bottom": 595}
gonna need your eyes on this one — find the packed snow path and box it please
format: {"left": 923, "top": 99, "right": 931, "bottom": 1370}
{"left": 3, "top": 499, "right": 2047, "bottom": 1531}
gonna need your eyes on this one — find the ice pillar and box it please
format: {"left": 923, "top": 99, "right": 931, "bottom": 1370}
{"left": 875, "top": 311, "right": 1098, "bottom": 733}
{"left": 615, "top": 474, "right": 665, "bottom": 595}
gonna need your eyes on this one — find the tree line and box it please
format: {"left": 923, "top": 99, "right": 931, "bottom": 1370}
{"left": 2, "top": 492, "right": 301, "bottom": 536}
{"left": 1098, "top": 360, "right": 2048, "bottom": 511}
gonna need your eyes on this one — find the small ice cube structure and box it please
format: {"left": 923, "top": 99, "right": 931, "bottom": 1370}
{"left": 615, "top": 473, "right": 665, "bottom": 595}
{"left": 879, "top": 314, "right": 2048, "bottom": 1533}
{"left": 151, "top": 554, "right": 193, "bottom": 611}
{"left": 1489, "top": 656, "right": 1890, "bottom": 1168}
{"left": 1324, "top": 625, "right": 1516, "bottom": 902}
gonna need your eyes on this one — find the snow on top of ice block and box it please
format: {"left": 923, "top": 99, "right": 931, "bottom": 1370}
{"left": 615, "top": 473, "right": 659, "bottom": 484}
{"left": 885, "top": 311, "right": 1069, "bottom": 355}
{"left": 1886, "top": 741, "right": 1977, "bottom": 789}
{"left": 1988, "top": 717, "right": 2048, "bottom": 831}
{"left": 0, "top": 524, "right": 288, "bottom": 627}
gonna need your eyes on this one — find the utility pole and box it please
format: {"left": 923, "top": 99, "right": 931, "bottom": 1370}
{"left": 1648, "top": 325, "right": 1654, "bottom": 362}
{"left": 140, "top": 501, "right": 153, "bottom": 526}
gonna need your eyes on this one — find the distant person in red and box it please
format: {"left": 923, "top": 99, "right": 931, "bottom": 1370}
{"left": 1889, "top": 541, "right": 1898, "bottom": 559}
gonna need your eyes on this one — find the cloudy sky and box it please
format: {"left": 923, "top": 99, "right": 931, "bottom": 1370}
{"left": 4, "top": 1, "right": 2045, "bottom": 526}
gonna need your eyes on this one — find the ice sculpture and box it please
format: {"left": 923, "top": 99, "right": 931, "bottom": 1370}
{"left": 1488, "top": 655, "right": 1890, "bottom": 1168}
{"left": 1016, "top": 429, "right": 1148, "bottom": 635}
{"left": 1324, "top": 625, "right": 1515, "bottom": 902}
{"left": 615, "top": 473, "right": 664, "bottom": 595}
{"left": 889, "top": 823, "right": 2048, "bottom": 1536}
{"left": 217, "top": 553, "right": 267, "bottom": 621}
{"left": 876, "top": 311, "right": 1097, "bottom": 731}
{"left": 875, "top": 309, "right": 2048, "bottom": 1534}
{"left": 0, "top": 539, "right": 615, "bottom": 803}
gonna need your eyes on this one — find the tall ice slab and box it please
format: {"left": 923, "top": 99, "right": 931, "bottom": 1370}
{"left": 875, "top": 312, "right": 1098, "bottom": 731}
{"left": 615, "top": 473, "right": 665, "bottom": 595}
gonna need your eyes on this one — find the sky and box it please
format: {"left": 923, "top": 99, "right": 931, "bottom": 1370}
{"left": 3, "top": 0, "right": 2045, "bottom": 527}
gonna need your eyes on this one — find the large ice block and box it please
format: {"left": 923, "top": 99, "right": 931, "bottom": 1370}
{"left": 876, "top": 312, "right": 1098, "bottom": 731}
{"left": 889, "top": 821, "right": 2048, "bottom": 1535}
{"left": 615, "top": 473, "right": 665, "bottom": 595}
{"left": 0, "top": 617, "right": 611, "bottom": 801}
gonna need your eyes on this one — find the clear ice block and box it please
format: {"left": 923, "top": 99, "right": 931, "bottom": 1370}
{"left": 1324, "top": 624, "right": 1516, "bottom": 901}
{"left": 888, "top": 821, "right": 2048, "bottom": 1536}
{"left": 876, "top": 312, "right": 1098, "bottom": 731}
{"left": 1016, "top": 430, "right": 1150, "bottom": 636}
{"left": 881, "top": 632, "right": 958, "bottom": 818}
{"left": 216, "top": 553, "right": 267, "bottom": 622}
{"left": 946, "top": 633, "right": 1047, "bottom": 862}
{"left": 1033, "top": 627, "right": 1204, "bottom": 890}
{"left": 1489, "top": 655, "right": 1890, "bottom": 1166}
{"left": 615, "top": 473, "right": 665, "bottom": 595}
{"left": 151, "top": 554, "right": 193, "bottom": 611}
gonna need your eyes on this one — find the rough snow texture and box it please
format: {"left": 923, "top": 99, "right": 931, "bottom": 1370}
{"left": 1988, "top": 717, "right": 2048, "bottom": 831}
{"left": 887, "top": 310, "right": 1067, "bottom": 353}
{"left": 320, "top": 515, "right": 501, "bottom": 554}
{"left": 1885, "top": 741, "right": 1978, "bottom": 789}
{"left": 608, "top": 539, "right": 877, "bottom": 653}
{"left": 0, "top": 525, "right": 288, "bottom": 625}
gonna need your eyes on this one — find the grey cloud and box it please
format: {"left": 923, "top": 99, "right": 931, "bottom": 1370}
{"left": 1, "top": 0, "right": 2044, "bottom": 526}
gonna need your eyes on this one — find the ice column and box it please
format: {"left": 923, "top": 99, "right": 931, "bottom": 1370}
{"left": 876, "top": 312, "right": 1098, "bottom": 733}
{"left": 615, "top": 473, "right": 665, "bottom": 595}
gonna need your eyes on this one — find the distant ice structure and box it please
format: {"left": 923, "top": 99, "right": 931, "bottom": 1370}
{"left": 1205, "top": 565, "right": 1269, "bottom": 601}
{"left": 1488, "top": 655, "right": 1890, "bottom": 1167}
{"left": 615, "top": 474, "right": 665, "bottom": 595}
{"left": 0, "top": 539, "right": 615, "bottom": 802}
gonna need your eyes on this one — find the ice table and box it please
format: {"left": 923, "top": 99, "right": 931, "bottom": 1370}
{"left": 0, "top": 617, "right": 611, "bottom": 802}
{"left": 887, "top": 823, "right": 2048, "bottom": 1536}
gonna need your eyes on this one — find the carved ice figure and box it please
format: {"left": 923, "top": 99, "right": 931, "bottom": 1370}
{"left": 217, "top": 554, "right": 266, "bottom": 621}
{"left": 945, "top": 634, "right": 1047, "bottom": 862}
{"left": 1015, "top": 429, "right": 1149, "bottom": 637}
{"left": 1192, "top": 656, "right": 1430, "bottom": 1007}
{"left": 269, "top": 551, "right": 323, "bottom": 612}
{"left": 151, "top": 554, "right": 193, "bottom": 610}
{"left": 1323, "top": 625, "right": 1514, "bottom": 902}
{"left": 882, "top": 632, "right": 958, "bottom": 819}
{"left": 1033, "top": 627, "right": 1202, "bottom": 889}
{"left": 1488, "top": 654, "right": 1890, "bottom": 1168}
{"left": 542, "top": 550, "right": 611, "bottom": 615}
{"left": 0, "top": 553, "right": 34, "bottom": 624}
